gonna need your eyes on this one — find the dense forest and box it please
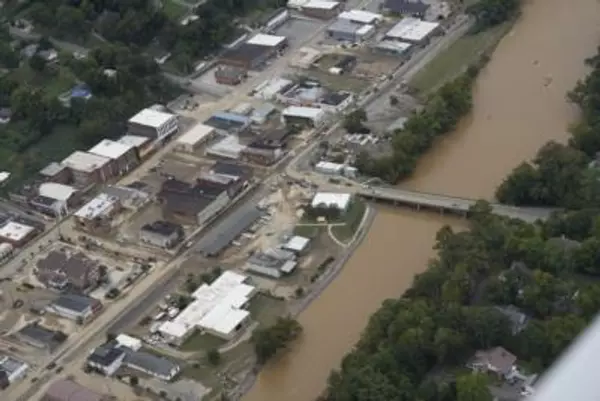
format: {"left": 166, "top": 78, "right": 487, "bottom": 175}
{"left": 355, "top": 0, "right": 520, "bottom": 183}
{"left": 10, "top": 0, "right": 285, "bottom": 73}
{"left": 496, "top": 46, "right": 600, "bottom": 207}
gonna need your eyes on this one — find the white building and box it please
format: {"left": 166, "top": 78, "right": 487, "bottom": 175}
{"left": 385, "top": 18, "right": 440, "bottom": 45}
{"left": 88, "top": 139, "right": 138, "bottom": 175}
{"left": 338, "top": 10, "right": 383, "bottom": 24}
{"left": 315, "top": 161, "right": 357, "bottom": 178}
{"left": 311, "top": 192, "right": 352, "bottom": 212}
{"left": 128, "top": 108, "right": 179, "bottom": 140}
{"left": 158, "top": 271, "right": 257, "bottom": 344}
{"left": 116, "top": 334, "right": 142, "bottom": 351}
{"left": 175, "top": 123, "right": 216, "bottom": 153}
{"left": 38, "top": 182, "right": 77, "bottom": 204}
{"left": 282, "top": 235, "right": 311, "bottom": 255}
{"left": 0, "top": 355, "right": 29, "bottom": 383}
{"left": 253, "top": 77, "right": 294, "bottom": 101}
{"left": 0, "top": 222, "right": 35, "bottom": 246}
{"left": 281, "top": 106, "right": 327, "bottom": 127}
{"left": 246, "top": 33, "right": 287, "bottom": 48}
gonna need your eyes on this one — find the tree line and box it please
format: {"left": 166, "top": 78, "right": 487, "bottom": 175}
{"left": 18, "top": 0, "right": 286, "bottom": 73}
{"left": 496, "top": 46, "right": 600, "bottom": 207}
{"left": 320, "top": 201, "right": 600, "bottom": 401}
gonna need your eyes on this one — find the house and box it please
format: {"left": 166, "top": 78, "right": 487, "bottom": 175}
{"left": 140, "top": 220, "right": 184, "bottom": 249}
{"left": 495, "top": 306, "right": 529, "bottom": 334}
{"left": 123, "top": 350, "right": 181, "bottom": 381}
{"left": 215, "top": 66, "right": 247, "bottom": 85}
{"left": 382, "top": 0, "right": 430, "bottom": 17}
{"left": 468, "top": 347, "right": 517, "bottom": 378}
{"left": 241, "top": 129, "right": 290, "bottom": 165}
{"left": 86, "top": 343, "right": 126, "bottom": 376}
{"left": 41, "top": 379, "right": 110, "bottom": 401}
{"left": 73, "top": 193, "right": 121, "bottom": 233}
{"left": 157, "top": 179, "right": 230, "bottom": 226}
{"left": 15, "top": 323, "right": 67, "bottom": 351}
{"left": 46, "top": 293, "right": 102, "bottom": 323}
{"left": 35, "top": 249, "right": 101, "bottom": 292}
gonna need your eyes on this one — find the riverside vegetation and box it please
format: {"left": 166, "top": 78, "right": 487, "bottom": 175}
{"left": 355, "top": 0, "right": 521, "bottom": 184}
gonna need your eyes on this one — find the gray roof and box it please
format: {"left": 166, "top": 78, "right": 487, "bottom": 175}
{"left": 52, "top": 293, "right": 99, "bottom": 313}
{"left": 383, "top": 0, "right": 429, "bottom": 14}
{"left": 40, "top": 162, "right": 67, "bottom": 177}
{"left": 124, "top": 350, "right": 179, "bottom": 378}
{"left": 18, "top": 323, "right": 66, "bottom": 349}
{"left": 87, "top": 343, "right": 125, "bottom": 367}
{"left": 196, "top": 204, "right": 262, "bottom": 256}
{"left": 328, "top": 18, "right": 363, "bottom": 35}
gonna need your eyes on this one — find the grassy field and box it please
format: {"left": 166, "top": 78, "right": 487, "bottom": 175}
{"left": 331, "top": 199, "right": 367, "bottom": 242}
{"left": 409, "top": 21, "right": 514, "bottom": 94}
{"left": 162, "top": 0, "right": 190, "bottom": 21}
{"left": 248, "top": 293, "right": 287, "bottom": 327}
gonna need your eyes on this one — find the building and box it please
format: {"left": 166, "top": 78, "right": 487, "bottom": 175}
{"left": 159, "top": 271, "right": 257, "bottom": 344}
{"left": 128, "top": 108, "right": 179, "bottom": 140}
{"left": 204, "top": 111, "right": 252, "bottom": 134}
{"left": 311, "top": 192, "right": 352, "bottom": 212}
{"left": 327, "top": 19, "right": 375, "bottom": 42}
{"left": 384, "top": 18, "right": 441, "bottom": 45}
{"left": 301, "top": 0, "right": 343, "bottom": 19}
{"left": 281, "top": 106, "right": 327, "bottom": 127}
{"left": 241, "top": 129, "right": 289, "bottom": 165}
{"left": 338, "top": 10, "right": 383, "bottom": 24}
{"left": 61, "top": 151, "right": 113, "bottom": 186}
{"left": 244, "top": 249, "right": 297, "bottom": 278}
{"left": 140, "top": 220, "right": 184, "bottom": 249}
{"left": 117, "top": 134, "right": 153, "bottom": 159}
{"left": 175, "top": 123, "right": 216, "bottom": 153}
{"left": 86, "top": 343, "right": 126, "bottom": 376}
{"left": 46, "top": 294, "right": 102, "bottom": 323}
{"left": 262, "top": 8, "right": 289, "bottom": 31}
{"left": 73, "top": 193, "right": 121, "bottom": 233}
{"left": 282, "top": 235, "right": 311, "bottom": 255}
{"left": 39, "top": 162, "right": 72, "bottom": 184}
{"left": 374, "top": 40, "right": 413, "bottom": 56}
{"left": 124, "top": 350, "right": 181, "bottom": 381}
{"left": 327, "top": 55, "right": 358, "bottom": 75}
{"left": 291, "top": 47, "right": 322, "bottom": 69}
{"left": 250, "top": 103, "right": 277, "bottom": 125}
{"left": 88, "top": 139, "right": 139, "bottom": 176}
{"left": 220, "top": 34, "right": 287, "bottom": 70}
{"left": 253, "top": 77, "right": 295, "bottom": 101}
{"left": 382, "top": 0, "right": 430, "bottom": 17}
{"left": 16, "top": 323, "right": 67, "bottom": 351}
{"left": 158, "top": 179, "right": 230, "bottom": 226}
{"left": 38, "top": 183, "right": 78, "bottom": 206}
{"left": 116, "top": 334, "right": 143, "bottom": 351}
{"left": 320, "top": 91, "right": 354, "bottom": 113}
{"left": 206, "top": 135, "right": 247, "bottom": 160}
{"left": 35, "top": 249, "right": 101, "bottom": 291}
{"left": 0, "top": 221, "right": 36, "bottom": 246}
{"left": 468, "top": 347, "right": 517, "bottom": 378}
{"left": 0, "top": 355, "right": 28, "bottom": 385}
{"left": 215, "top": 66, "right": 247, "bottom": 85}
{"left": 207, "top": 161, "right": 253, "bottom": 191}
{"left": 42, "top": 380, "right": 110, "bottom": 401}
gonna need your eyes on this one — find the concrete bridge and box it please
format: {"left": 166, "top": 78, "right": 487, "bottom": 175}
{"left": 357, "top": 186, "right": 557, "bottom": 223}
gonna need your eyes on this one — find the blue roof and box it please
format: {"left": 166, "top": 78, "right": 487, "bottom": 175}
{"left": 212, "top": 111, "right": 251, "bottom": 124}
{"left": 71, "top": 84, "right": 92, "bottom": 99}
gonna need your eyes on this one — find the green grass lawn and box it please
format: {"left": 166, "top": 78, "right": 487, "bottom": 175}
{"left": 180, "top": 332, "right": 226, "bottom": 352}
{"left": 331, "top": 199, "right": 367, "bottom": 242}
{"left": 410, "top": 21, "right": 513, "bottom": 94}
{"left": 162, "top": 0, "right": 190, "bottom": 21}
{"left": 293, "top": 225, "right": 322, "bottom": 238}
{"left": 248, "top": 293, "right": 287, "bottom": 327}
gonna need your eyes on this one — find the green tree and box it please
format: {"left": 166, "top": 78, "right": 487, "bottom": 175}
{"left": 207, "top": 348, "right": 221, "bottom": 365}
{"left": 28, "top": 55, "right": 46, "bottom": 72}
{"left": 456, "top": 373, "right": 492, "bottom": 401}
{"left": 343, "top": 108, "right": 368, "bottom": 133}
{"left": 251, "top": 317, "right": 302, "bottom": 364}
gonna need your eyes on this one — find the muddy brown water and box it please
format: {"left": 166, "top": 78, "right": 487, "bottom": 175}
{"left": 243, "top": 1, "right": 600, "bottom": 401}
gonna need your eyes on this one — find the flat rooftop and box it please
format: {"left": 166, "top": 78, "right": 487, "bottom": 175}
{"left": 0, "top": 221, "right": 35, "bottom": 242}
{"left": 246, "top": 33, "right": 287, "bottom": 47}
{"left": 176, "top": 123, "right": 215, "bottom": 146}
{"left": 129, "top": 108, "right": 175, "bottom": 128}
{"left": 61, "top": 151, "right": 110, "bottom": 173}
{"left": 385, "top": 17, "right": 440, "bottom": 42}
{"left": 221, "top": 43, "right": 274, "bottom": 63}
{"left": 74, "top": 193, "right": 119, "bottom": 220}
{"left": 88, "top": 139, "right": 134, "bottom": 160}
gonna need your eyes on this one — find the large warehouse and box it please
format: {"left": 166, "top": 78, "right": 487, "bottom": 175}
{"left": 127, "top": 108, "right": 179, "bottom": 140}
{"left": 384, "top": 17, "right": 440, "bottom": 45}
{"left": 175, "top": 123, "right": 216, "bottom": 153}
{"left": 158, "top": 271, "right": 257, "bottom": 344}
{"left": 220, "top": 34, "right": 288, "bottom": 70}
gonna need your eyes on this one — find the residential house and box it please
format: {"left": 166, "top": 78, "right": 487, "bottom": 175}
{"left": 381, "top": 0, "right": 430, "bottom": 17}
{"left": 46, "top": 293, "right": 103, "bottom": 323}
{"left": 468, "top": 347, "right": 517, "bottom": 379}
{"left": 86, "top": 343, "right": 126, "bottom": 376}
{"left": 140, "top": 220, "right": 184, "bottom": 249}
{"left": 15, "top": 323, "right": 67, "bottom": 351}
{"left": 123, "top": 350, "right": 181, "bottom": 381}
{"left": 35, "top": 249, "right": 101, "bottom": 292}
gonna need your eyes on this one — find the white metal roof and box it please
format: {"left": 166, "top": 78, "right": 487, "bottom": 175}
{"left": 117, "top": 135, "right": 151, "bottom": 148}
{"left": 38, "top": 183, "right": 77, "bottom": 202}
{"left": 246, "top": 33, "right": 286, "bottom": 47}
{"left": 287, "top": 0, "right": 310, "bottom": 7}
{"left": 283, "top": 236, "right": 310, "bottom": 252}
{"left": 176, "top": 123, "right": 215, "bottom": 146}
{"left": 159, "top": 271, "right": 256, "bottom": 340}
{"left": 61, "top": 151, "right": 111, "bottom": 173}
{"left": 282, "top": 106, "right": 325, "bottom": 120}
{"left": 375, "top": 40, "right": 412, "bottom": 54}
{"left": 311, "top": 192, "right": 352, "bottom": 210}
{"left": 88, "top": 139, "right": 133, "bottom": 160}
{"left": 386, "top": 18, "right": 440, "bottom": 42}
{"left": 338, "top": 10, "right": 382, "bottom": 24}
{"left": 253, "top": 77, "right": 294, "bottom": 100}
{"left": 316, "top": 161, "right": 344, "bottom": 172}
{"left": 303, "top": 0, "right": 340, "bottom": 9}
{"left": 74, "top": 193, "right": 119, "bottom": 220}
{"left": 356, "top": 24, "right": 375, "bottom": 36}
{"left": 128, "top": 108, "right": 175, "bottom": 128}
{"left": 116, "top": 334, "right": 142, "bottom": 351}
{"left": 0, "top": 222, "right": 34, "bottom": 241}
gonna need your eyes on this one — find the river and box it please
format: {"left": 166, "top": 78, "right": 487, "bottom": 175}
{"left": 243, "top": 0, "right": 600, "bottom": 401}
